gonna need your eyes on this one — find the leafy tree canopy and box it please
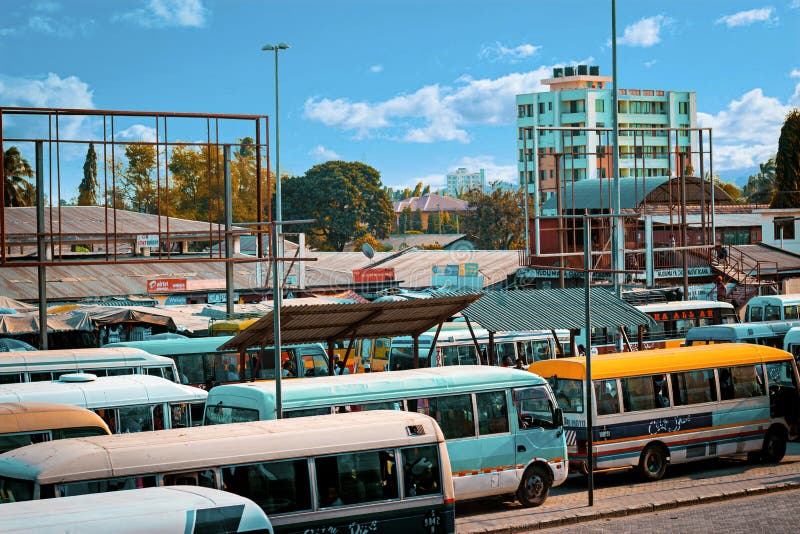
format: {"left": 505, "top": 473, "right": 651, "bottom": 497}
{"left": 742, "top": 156, "right": 777, "bottom": 205}
{"left": 282, "top": 161, "right": 392, "bottom": 251}
{"left": 461, "top": 189, "right": 524, "bottom": 249}
{"left": 3, "top": 146, "right": 35, "bottom": 207}
{"left": 78, "top": 142, "right": 98, "bottom": 206}
{"left": 772, "top": 108, "right": 800, "bottom": 208}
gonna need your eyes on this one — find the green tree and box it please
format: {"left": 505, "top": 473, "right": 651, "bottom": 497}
{"left": 78, "top": 142, "right": 98, "bottom": 206}
{"left": 412, "top": 182, "right": 423, "bottom": 197}
{"left": 742, "top": 157, "right": 777, "bottom": 204}
{"left": 282, "top": 161, "right": 392, "bottom": 251}
{"left": 772, "top": 109, "right": 800, "bottom": 208}
{"left": 461, "top": 189, "right": 524, "bottom": 249}
{"left": 398, "top": 206, "right": 412, "bottom": 234}
{"left": 122, "top": 144, "right": 158, "bottom": 213}
{"left": 422, "top": 184, "right": 430, "bottom": 196}
{"left": 426, "top": 211, "right": 440, "bottom": 233}
{"left": 3, "top": 146, "right": 35, "bottom": 207}
{"left": 439, "top": 211, "right": 453, "bottom": 233}
{"left": 713, "top": 175, "right": 744, "bottom": 204}
{"left": 411, "top": 208, "right": 423, "bottom": 231}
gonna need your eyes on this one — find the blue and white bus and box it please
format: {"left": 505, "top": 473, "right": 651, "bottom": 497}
{"left": 204, "top": 366, "right": 568, "bottom": 507}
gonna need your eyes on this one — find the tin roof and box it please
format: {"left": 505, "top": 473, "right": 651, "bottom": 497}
{"left": 219, "top": 294, "right": 481, "bottom": 349}
{"left": 461, "top": 288, "right": 654, "bottom": 331}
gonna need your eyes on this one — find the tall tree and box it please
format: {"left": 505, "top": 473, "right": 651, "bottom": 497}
{"left": 3, "top": 146, "right": 35, "bottom": 207}
{"left": 411, "top": 208, "right": 423, "bottom": 231}
{"left": 461, "top": 189, "right": 524, "bottom": 249}
{"left": 412, "top": 181, "right": 423, "bottom": 197}
{"left": 426, "top": 211, "right": 440, "bottom": 234}
{"left": 122, "top": 144, "right": 158, "bottom": 213}
{"left": 282, "top": 161, "right": 392, "bottom": 251}
{"left": 422, "top": 184, "right": 430, "bottom": 196}
{"left": 772, "top": 109, "right": 800, "bottom": 208}
{"left": 398, "top": 206, "right": 412, "bottom": 234}
{"left": 78, "top": 142, "right": 99, "bottom": 206}
{"left": 742, "top": 157, "right": 777, "bottom": 204}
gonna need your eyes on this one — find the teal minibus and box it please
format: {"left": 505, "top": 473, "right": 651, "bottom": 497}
{"left": 105, "top": 337, "right": 329, "bottom": 388}
{"left": 204, "top": 366, "right": 568, "bottom": 507}
{"left": 685, "top": 321, "right": 800, "bottom": 348}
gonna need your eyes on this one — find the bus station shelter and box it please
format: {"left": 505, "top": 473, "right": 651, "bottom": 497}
{"left": 220, "top": 294, "right": 481, "bottom": 374}
{"left": 460, "top": 288, "right": 655, "bottom": 358}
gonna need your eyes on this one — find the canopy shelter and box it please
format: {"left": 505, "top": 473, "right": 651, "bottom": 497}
{"left": 461, "top": 288, "right": 655, "bottom": 356}
{"left": 541, "top": 176, "right": 734, "bottom": 212}
{"left": 0, "top": 296, "right": 36, "bottom": 313}
{"left": 220, "top": 294, "right": 481, "bottom": 373}
{"left": 0, "top": 312, "right": 94, "bottom": 335}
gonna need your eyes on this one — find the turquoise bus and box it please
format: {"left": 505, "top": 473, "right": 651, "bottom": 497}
{"left": 685, "top": 321, "right": 800, "bottom": 348}
{"left": 105, "top": 337, "right": 329, "bottom": 388}
{"left": 204, "top": 366, "right": 568, "bottom": 507}
{"left": 0, "top": 411, "right": 455, "bottom": 534}
{"left": 530, "top": 345, "right": 800, "bottom": 481}
{"left": 745, "top": 294, "right": 800, "bottom": 322}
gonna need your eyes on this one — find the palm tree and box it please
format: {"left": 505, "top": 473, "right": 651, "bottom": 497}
{"left": 742, "top": 157, "right": 777, "bottom": 204}
{"left": 3, "top": 146, "right": 35, "bottom": 207}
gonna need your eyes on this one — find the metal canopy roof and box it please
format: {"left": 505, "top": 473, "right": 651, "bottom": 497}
{"left": 461, "top": 289, "right": 654, "bottom": 332}
{"left": 541, "top": 177, "right": 733, "bottom": 212}
{"left": 219, "top": 294, "right": 481, "bottom": 351}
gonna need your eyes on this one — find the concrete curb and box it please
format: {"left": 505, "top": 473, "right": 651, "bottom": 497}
{"left": 463, "top": 481, "right": 800, "bottom": 533}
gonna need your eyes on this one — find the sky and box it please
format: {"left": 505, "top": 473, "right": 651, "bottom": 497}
{"left": 1, "top": 0, "right": 799, "bottom": 199}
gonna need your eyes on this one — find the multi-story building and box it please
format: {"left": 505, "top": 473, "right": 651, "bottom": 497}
{"left": 445, "top": 167, "right": 485, "bottom": 197}
{"left": 516, "top": 65, "right": 697, "bottom": 201}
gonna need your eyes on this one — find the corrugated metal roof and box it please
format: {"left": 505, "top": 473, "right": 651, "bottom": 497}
{"left": 220, "top": 294, "right": 481, "bottom": 349}
{"left": 461, "top": 289, "right": 654, "bottom": 331}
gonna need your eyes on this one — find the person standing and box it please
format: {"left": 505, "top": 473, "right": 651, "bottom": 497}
{"left": 715, "top": 276, "right": 727, "bottom": 302}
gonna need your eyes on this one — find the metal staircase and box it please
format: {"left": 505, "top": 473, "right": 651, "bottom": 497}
{"left": 710, "top": 245, "right": 779, "bottom": 308}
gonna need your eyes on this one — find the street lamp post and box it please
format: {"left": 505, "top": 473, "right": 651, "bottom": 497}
{"left": 262, "top": 42, "right": 289, "bottom": 418}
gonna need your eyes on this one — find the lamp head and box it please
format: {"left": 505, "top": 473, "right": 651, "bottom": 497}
{"left": 262, "top": 43, "right": 290, "bottom": 51}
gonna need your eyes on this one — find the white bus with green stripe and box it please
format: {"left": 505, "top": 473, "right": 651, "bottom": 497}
{"left": 204, "top": 366, "right": 568, "bottom": 507}
{"left": 530, "top": 344, "right": 800, "bottom": 481}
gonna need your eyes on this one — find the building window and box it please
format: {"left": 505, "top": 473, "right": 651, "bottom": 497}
{"left": 527, "top": 104, "right": 533, "bottom": 117}
{"left": 518, "top": 105, "right": 526, "bottom": 118}
{"left": 538, "top": 102, "right": 545, "bottom": 115}
{"left": 539, "top": 170, "right": 546, "bottom": 181}
{"left": 679, "top": 102, "right": 688, "bottom": 114}
{"left": 548, "top": 102, "right": 552, "bottom": 111}
{"left": 774, "top": 218, "right": 795, "bottom": 240}
{"left": 595, "top": 99, "right": 604, "bottom": 112}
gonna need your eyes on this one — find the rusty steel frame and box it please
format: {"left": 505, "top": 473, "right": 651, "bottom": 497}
{"left": 1, "top": 107, "right": 280, "bottom": 267}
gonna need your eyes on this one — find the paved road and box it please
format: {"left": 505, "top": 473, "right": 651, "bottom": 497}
{"left": 456, "top": 442, "right": 800, "bottom": 533}
{"left": 533, "top": 488, "right": 800, "bottom": 533}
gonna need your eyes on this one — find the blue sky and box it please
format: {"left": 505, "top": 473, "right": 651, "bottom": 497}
{"left": 1, "top": 0, "right": 799, "bottom": 199}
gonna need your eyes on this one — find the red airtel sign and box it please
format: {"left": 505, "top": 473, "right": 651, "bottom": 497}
{"left": 146, "top": 278, "right": 187, "bottom": 293}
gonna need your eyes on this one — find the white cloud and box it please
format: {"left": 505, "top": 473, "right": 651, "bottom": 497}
{"left": 715, "top": 8, "right": 776, "bottom": 28}
{"left": 308, "top": 145, "right": 340, "bottom": 161}
{"left": 369, "top": 64, "right": 383, "bottom": 73}
{"left": 790, "top": 68, "right": 800, "bottom": 78}
{"left": 116, "top": 124, "right": 158, "bottom": 142}
{"left": 304, "top": 64, "right": 558, "bottom": 143}
{"left": 644, "top": 59, "right": 658, "bottom": 68}
{"left": 0, "top": 73, "right": 94, "bottom": 142}
{"left": 480, "top": 42, "right": 541, "bottom": 62}
{"left": 116, "top": 0, "right": 208, "bottom": 28}
{"left": 617, "top": 15, "right": 672, "bottom": 47}
{"left": 698, "top": 87, "right": 794, "bottom": 170}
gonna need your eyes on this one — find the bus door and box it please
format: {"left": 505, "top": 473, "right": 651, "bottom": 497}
{"left": 511, "top": 386, "right": 564, "bottom": 467}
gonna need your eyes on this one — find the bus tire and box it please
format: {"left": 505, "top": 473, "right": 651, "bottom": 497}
{"left": 516, "top": 464, "right": 551, "bottom": 507}
{"left": 637, "top": 443, "right": 668, "bottom": 482}
{"left": 761, "top": 429, "right": 787, "bottom": 463}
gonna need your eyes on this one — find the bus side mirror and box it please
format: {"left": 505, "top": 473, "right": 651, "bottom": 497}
{"left": 554, "top": 407, "right": 564, "bottom": 428}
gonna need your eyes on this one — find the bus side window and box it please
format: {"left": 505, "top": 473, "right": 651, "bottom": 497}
{"left": 673, "top": 370, "right": 717, "bottom": 404}
{"left": 222, "top": 459, "right": 311, "bottom": 515}
{"left": 401, "top": 445, "right": 441, "bottom": 497}
{"left": 593, "top": 380, "right": 620, "bottom": 415}
{"left": 764, "top": 305, "right": 781, "bottom": 322}
{"left": 118, "top": 405, "right": 154, "bottom": 433}
{"left": 95, "top": 408, "right": 118, "bottom": 434}
{"left": 476, "top": 391, "right": 509, "bottom": 435}
{"left": 785, "top": 306, "right": 799, "bottom": 320}
{"left": 29, "top": 372, "right": 54, "bottom": 382}
{"left": 416, "top": 395, "right": 474, "bottom": 439}
{"left": 0, "top": 373, "right": 23, "bottom": 384}
{"left": 512, "top": 386, "right": 557, "bottom": 429}
{"left": 750, "top": 306, "right": 763, "bottom": 322}
{"left": 163, "top": 470, "right": 216, "bottom": 489}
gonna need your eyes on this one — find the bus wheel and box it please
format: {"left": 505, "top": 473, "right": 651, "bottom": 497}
{"left": 637, "top": 443, "right": 668, "bottom": 481}
{"left": 761, "top": 430, "right": 787, "bottom": 463}
{"left": 517, "top": 465, "right": 551, "bottom": 507}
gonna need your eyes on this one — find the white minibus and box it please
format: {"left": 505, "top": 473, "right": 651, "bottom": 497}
{"left": 0, "top": 486, "right": 273, "bottom": 533}
{"left": 0, "top": 374, "right": 207, "bottom": 433}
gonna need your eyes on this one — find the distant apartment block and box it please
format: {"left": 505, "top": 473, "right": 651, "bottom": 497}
{"left": 445, "top": 168, "right": 485, "bottom": 197}
{"left": 516, "top": 65, "right": 697, "bottom": 201}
